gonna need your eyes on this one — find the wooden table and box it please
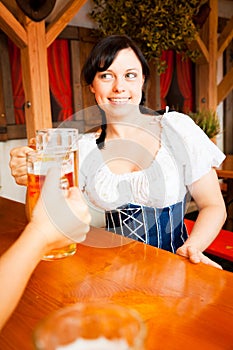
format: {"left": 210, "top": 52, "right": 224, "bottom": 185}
{"left": 1, "top": 197, "right": 233, "bottom": 350}
{"left": 216, "top": 154, "right": 233, "bottom": 230}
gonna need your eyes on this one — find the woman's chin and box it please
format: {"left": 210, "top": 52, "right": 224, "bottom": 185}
{"left": 103, "top": 103, "right": 139, "bottom": 118}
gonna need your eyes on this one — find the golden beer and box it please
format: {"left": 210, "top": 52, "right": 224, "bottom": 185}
{"left": 27, "top": 149, "right": 78, "bottom": 260}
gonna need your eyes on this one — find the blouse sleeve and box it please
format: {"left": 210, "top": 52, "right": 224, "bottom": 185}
{"left": 161, "top": 111, "right": 225, "bottom": 185}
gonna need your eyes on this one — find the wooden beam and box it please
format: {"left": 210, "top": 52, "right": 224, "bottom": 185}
{"left": 208, "top": 0, "right": 218, "bottom": 110}
{"left": 195, "top": 16, "right": 210, "bottom": 110}
{"left": 0, "top": 2, "right": 27, "bottom": 49}
{"left": 46, "top": 0, "right": 87, "bottom": 47}
{"left": 218, "top": 66, "right": 233, "bottom": 104}
{"left": 195, "top": 34, "right": 209, "bottom": 63}
{"left": 224, "top": 44, "right": 233, "bottom": 154}
{"left": 218, "top": 16, "right": 233, "bottom": 58}
{"left": 20, "top": 19, "right": 52, "bottom": 141}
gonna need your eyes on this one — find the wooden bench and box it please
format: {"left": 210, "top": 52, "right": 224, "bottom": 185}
{"left": 184, "top": 219, "right": 233, "bottom": 262}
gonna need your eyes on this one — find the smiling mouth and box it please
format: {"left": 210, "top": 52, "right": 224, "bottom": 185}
{"left": 108, "top": 97, "right": 130, "bottom": 104}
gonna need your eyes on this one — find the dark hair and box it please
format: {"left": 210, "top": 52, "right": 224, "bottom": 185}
{"left": 82, "top": 35, "right": 150, "bottom": 149}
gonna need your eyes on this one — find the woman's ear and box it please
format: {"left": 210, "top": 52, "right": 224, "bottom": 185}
{"left": 90, "top": 84, "right": 95, "bottom": 93}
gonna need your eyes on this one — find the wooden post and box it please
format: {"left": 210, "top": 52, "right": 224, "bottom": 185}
{"left": 195, "top": 14, "right": 209, "bottom": 111}
{"left": 208, "top": 0, "right": 218, "bottom": 111}
{"left": 20, "top": 18, "right": 52, "bottom": 141}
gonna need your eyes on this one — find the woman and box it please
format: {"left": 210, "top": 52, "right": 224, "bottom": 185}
{"left": 0, "top": 167, "right": 91, "bottom": 330}
{"left": 10, "top": 35, "right": 226, "bottom": 269}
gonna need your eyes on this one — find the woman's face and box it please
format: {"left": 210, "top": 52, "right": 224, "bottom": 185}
{"left": 90, "top": 48, "right": 145, "bottom": 117}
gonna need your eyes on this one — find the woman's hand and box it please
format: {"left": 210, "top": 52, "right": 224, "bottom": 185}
{"left": 176, "top": 244, "right": 222, "bottom": 270}
{"left": 9, "top": 146, "right": 34, "bottom": 186}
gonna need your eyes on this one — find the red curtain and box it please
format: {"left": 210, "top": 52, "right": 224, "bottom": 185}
{"left": 8, "top": 39, "right": 25, "bottom": 124}
{"left": 176, "top": 53, "right": 194, "bottom": 113}
{"left": 8, "top": 39, "right": 73, "bottom": 124}
{"left": 160, "top": 50, "right": 174, "bottom": 109}
{"left": 47, "top": 39, "right": 73, "bottom": 121}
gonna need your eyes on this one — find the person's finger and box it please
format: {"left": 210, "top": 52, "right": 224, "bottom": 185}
{"left": 41, "top": 168, "right": 90, "bottom": 242}
{"left": 200, "top": 254, "right": 223, "bottom": 270}
{"left": 41, "top": 166, "right": 61, "bottom": 197}
{"left": 67, "top": 187, "right": 92, "bottom": 224}
{"left": 28, "top": 138, "right": 36, "bottom": 148}
{"left": 10, "top": 146, "right": 33, "bottom": 158}
{"left": 177, "top": 245, "right": 201, "bottom": 264}
{"left": 186, "top": 246, "right": 201, "bottom": 264}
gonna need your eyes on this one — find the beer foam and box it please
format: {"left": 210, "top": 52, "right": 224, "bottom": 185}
{"left": 57, "top": 336, "right": 129, "bottom": 349}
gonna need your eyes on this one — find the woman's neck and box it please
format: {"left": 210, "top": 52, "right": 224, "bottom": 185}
{"left": 105, "top": 112, "right": 149, "bottom": 140}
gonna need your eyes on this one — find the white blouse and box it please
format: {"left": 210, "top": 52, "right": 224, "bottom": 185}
{"left": 79, "top": 111, "right": 225, "bottom": 211}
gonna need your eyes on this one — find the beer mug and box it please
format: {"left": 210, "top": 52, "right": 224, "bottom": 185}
{"left": 36, "top": 128, "right": 78, "bottom": 187}
{"left": 27, "top": 148, "right": 78, "bottom": 260}
{"left": 27, "top": 128, "right": 79, "bottom": 260}
{"left": 33, "top": 303, "right": 146, "bottom": 349}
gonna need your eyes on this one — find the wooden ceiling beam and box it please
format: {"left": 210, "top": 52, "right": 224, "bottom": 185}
{"left": 0, "top": 2, "right": 27, "bottom": 48}
{"left": 217, "top": 16, "right": 233, "bottom": 58}
{"left": 46, "top": 0, "right": 87, "bottom": 47}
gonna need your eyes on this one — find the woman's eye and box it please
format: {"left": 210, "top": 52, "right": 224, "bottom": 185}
{"left": 100, "top": 73, "right": 113, "bottom": 80}
{"left": 125, "top": 72, "right": 137, "bottom": 79}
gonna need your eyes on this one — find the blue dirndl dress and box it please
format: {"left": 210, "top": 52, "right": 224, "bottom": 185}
{"left": 79, "top": 111, "right": 225, "bottom": 254}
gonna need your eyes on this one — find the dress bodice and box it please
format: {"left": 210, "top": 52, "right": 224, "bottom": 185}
{"left": 79, "top": 111, "right": 225, "bottom": 211}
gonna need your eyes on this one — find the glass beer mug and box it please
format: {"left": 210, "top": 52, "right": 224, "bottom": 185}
{"left": 27, "top": 128, "right": 79, "bottom": 260}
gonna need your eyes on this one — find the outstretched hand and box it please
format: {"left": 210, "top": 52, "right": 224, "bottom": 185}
{"left": 176, "top": 245, "right": 222, "bottom": 270}
{"left": 29, "top": 166, "right": 91, "bottom": 253}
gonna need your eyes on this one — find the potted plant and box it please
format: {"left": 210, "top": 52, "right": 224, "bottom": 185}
{"left": 188, "top": 109, "right": 220, "bottom": 139}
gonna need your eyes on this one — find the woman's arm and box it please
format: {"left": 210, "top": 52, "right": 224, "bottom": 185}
{"left": 0, "top": 168, "right": 91, "bottom": 330}
{"left": 177, "top": 168, "right": 227, "bottom": 268}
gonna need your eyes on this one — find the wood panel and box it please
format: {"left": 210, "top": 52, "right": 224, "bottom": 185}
{"left": 70, "top": 40, "right": 84, "bottom": 114}
{"left": 79, "top": 39, "right": 100, "bottom": 132}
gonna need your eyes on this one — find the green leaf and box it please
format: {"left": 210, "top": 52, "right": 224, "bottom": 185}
{"left": 90, "top": 0, "right": 203, "bottom": 73}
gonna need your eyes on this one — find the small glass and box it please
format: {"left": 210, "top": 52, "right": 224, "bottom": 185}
{"left": 33, "top": 303, "right": 146, "bottom": 350}
{"left": 27, "top": 149, "right": 77, "bottom": 260}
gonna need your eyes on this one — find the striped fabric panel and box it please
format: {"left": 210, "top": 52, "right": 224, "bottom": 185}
{"left": 105, "top": 201, "right": 188, "bottom": 253}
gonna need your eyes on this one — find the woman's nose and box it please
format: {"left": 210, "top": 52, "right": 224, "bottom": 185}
{"left": 112, "top": 77, "right": 126, "bottom": 93}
